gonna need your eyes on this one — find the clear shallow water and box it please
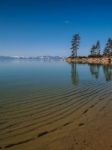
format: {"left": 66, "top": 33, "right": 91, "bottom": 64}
{"left": 0, "top": 60, "right": 112, "bottom": 149}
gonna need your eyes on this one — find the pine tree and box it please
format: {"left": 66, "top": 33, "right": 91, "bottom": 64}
{"left": 90, "top": 45, "right": 96, "bottom": 55}
{"left": 90, "top": 40, "right": 100, "bottom": 56}
{"left": 96, "top": 40, "right": 100, "bottom": 55}
{"left": 109, "top": 39, "right": 112, "bottom": 55}
{"left": 103, "top": 38, "right": 112, "bottom": 56}
{"left": 103, "top": 47, "right": 110, "bottom": 56}
{"left": 71, "top": 34, "right": 80, "bottom": 58}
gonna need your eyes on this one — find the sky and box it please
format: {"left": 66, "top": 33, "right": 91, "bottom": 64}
{"left": 0, "top": 0, "right": 112, "bottom": 57}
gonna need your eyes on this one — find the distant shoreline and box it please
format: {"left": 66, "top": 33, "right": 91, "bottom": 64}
{"left": 65, "top": 56, "right": 112, "bottom": 64}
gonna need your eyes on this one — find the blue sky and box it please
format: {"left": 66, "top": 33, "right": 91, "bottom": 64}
{"left": 0, "top": 0, "right": 112, "bottom": 56}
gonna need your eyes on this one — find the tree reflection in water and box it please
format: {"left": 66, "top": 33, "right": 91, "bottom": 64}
{"left": 71, "top": 63, "right": 79, "bottom": 85}
{"left": 89, "top": 64, "right": 100, "bottom": 79}
{"left": 69, "top": 63, "right": 112, "bottom": 83}
{"left": 103, "top": 65, "right": 112, "bottom": 81}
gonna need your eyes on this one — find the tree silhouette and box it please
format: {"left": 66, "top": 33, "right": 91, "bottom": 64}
{"left": 71, "top": 34, "right": 80, "bottom": 58}
{"left": 96, "top": 41, "right": 101, "bottom": 55}
{"left": 90, "top": 40, "right": 100, "bottom": 56}
{"left": 103, "top": 38, "right": 112, "bottom": 56}
{"left": 90, "top": 45, "right": 97, "bottom": 56}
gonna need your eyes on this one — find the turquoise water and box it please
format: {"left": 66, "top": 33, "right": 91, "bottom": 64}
{"left": 0, "top": 60, "right": 112, "bottom": 149}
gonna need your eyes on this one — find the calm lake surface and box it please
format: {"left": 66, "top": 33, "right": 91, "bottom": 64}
{"left": 0, "top": 60, "right": 112, "bottom": 150}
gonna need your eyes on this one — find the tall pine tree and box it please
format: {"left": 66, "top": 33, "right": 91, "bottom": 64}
{"left": 103, "top": 38, "right": 112, "bottom": 56}
{"left": 71, "top": 34, "right": 80, "bottom": 58}
{"left": 90, "top": 40, "right": 100, "bottom": 56}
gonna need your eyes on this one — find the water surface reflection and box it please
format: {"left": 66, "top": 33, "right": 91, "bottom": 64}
{"left": 71, "top": 63, "right": 79, "bottom": 85}
{"left": 70, "top": 63, "right": 112, "bottom": 85}
{"left": 89, "top": 64, "right": 101, "bottom": 79}
{"left": 103, "top": 65, "right": 112, "bottom": 81}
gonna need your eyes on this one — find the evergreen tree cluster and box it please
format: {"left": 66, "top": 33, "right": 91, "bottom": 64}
{"left": 70, "top": 34, "right": 112, "bottom": 57}
{"left": 90, "top": 38, "right": 112, "bottom": 57}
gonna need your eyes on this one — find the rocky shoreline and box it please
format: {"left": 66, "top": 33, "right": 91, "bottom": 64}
{"left": 65, "top": 56, "right": 112, "bottom": 64}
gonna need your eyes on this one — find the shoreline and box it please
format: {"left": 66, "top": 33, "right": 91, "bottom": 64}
{"left": 65, "top": 56, "right": 112, "bottom": 64}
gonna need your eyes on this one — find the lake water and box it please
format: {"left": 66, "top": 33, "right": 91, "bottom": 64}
{"left": 0, "top": 60, "right": 112, "bottom": 150}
